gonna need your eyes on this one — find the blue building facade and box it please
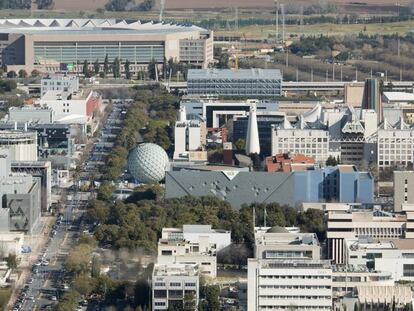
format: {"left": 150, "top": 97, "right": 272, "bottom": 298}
{"left": 165, "top": 165, "right": 374, "bottom": 209}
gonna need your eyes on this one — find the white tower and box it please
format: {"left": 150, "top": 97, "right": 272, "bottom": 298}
{"left": 179, "top": 105, "right": 186, "bottom": 122}
{"left": 245, "top": 103, "right": 260, "bottom": 155}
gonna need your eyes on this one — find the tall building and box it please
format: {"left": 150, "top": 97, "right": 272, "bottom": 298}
{"left": 187, "top": 69, "right": 282, "bottom": 98}
{"left": 0, "top": 19, "right": 213, "bottom": 73}
{"left": 245, "top": 103, "right": 260, "bottom": 155}
{"left": 248, "top": 228, "right": 331, "bottom": 311}
{"left": 152, "top": 264, "right": 199, "bottom": 311}
{"left": 0, "top": 130, "right": 37, "bottom": 161}
{"left": 361, "top": 78, "right": 382, "bottom": 121}
{"left": 394, "top": 171, "right": 414, "bottom": 212}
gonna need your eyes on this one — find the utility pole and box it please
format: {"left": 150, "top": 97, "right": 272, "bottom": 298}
{"left": 296, "top": 69, "right": 298, "bottom": 82}
{"left": 274, "top": 0, "right": 279, "bottom": 44}
{"left": 234, "top": 7, "right": 239, "bottom": 30}
{"left": 355, "top": 68, "right": 358, "bottom": 81}
{"left": 326, "top": 69, "right": 328, "bottom": 82}
{"left": 340, "top": 66, "right": 343, "bottom": 82}
{"left": 280, "top": 3, "right": 285, "bottom": 44}
{"left": 285, "top": 48, "right": 289, "bottom": 67}
{"left": 311, "top": 68, "right": 314, "bottom": 82}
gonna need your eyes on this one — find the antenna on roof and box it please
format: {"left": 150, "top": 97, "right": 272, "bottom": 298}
{"left": 159, "top": 0, "right": 166, "bottom": 22}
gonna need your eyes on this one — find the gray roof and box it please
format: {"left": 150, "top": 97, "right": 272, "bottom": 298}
{"left": 0, "top": 19, "right": 205, "bottom": 35}
{"left": 188, "top": 69, "right": 282, "bottom": 80}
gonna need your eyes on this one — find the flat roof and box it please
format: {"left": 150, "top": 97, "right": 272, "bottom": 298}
{"left": 188, "top": 68, "right": 282, "bottom": 80}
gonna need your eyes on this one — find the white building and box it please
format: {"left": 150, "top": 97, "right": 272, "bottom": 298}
{"left": 161, "top": 225, "right": 231, "bottom": 252}
{"left": 157, "top": 225, "right": 223, "bottom": 278}
{"left": 36, "top": 89, "right": 101, "bottom": 124}
{"left": 152, "top": 264, "right": 199, "bottom": 311}
{"left": 344, "top": 238, "right": 414, "bottom": 282}
{"left": 0, "top": 130, "right": 37, "bottom": 161}
{"left": 377, "top": 118, "right": 414, "bottom": 169}
{"left": 271, "top": 117, "right": 330, "bottom": 163}
{"left": 173, "top": 107, "right": 206, "bottom": 161}
{"left": 247, "top": 259, "right": 332, "bottom": 311}
{"left": 394, "top": 171, "right": 414, "bottom": 212}
{"left": 327, "top": 208, "right": 414, "bottom": 264}
{"left": 41, "top": 75, "right": 79, "bottom": 97}
{"left": 8, "top": 106, "right": 54, "bottom": 123}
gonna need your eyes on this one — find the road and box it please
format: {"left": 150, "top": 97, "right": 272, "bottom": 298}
{"left": 15, "top": 99, "right": 131, "bottom": 311}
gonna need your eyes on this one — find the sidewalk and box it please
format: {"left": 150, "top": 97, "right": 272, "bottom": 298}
{"left": 7, "top": 216, "right": 55, "bottom": 309}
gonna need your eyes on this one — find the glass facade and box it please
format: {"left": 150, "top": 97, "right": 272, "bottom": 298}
{"left": 34, "top": 42, "right": 164, "bottom": 64}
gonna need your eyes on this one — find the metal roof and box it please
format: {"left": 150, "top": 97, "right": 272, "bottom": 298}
{"left": 188, "top": 68, "right": 282, "bottom": 80}
{"left": 0, "top": 19, "right": 204, "bottom": 35}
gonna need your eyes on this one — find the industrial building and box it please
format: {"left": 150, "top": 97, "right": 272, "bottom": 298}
{"left": 165, "top": 165, "right": 373, "bottom": 209}
{"left": 187, "top": 69, "right": 282, "bottom": 98}
{"left": 0, "top": 19, "right": 213, "bottom": 74}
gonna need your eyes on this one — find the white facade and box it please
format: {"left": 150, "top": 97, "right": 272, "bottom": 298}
{"left": 173, "top": 121, "right": 205, "bottom": 161}
{"left": 245, "top": 103, "right": 260, "bottom": 155}
{"left": 377, "top": 119, "right": 414, "bottom": 169}
{"left": 152, "top": 264, "right": 199, "bottom": 311}
{"left": 0, "top": 131, "right": 37, "bottom": 161}
{"left": 9, "top": 106, "right": 54, "bottom": 123}
{"left": 157, "top": 225, "right": 227, "bottom": 278}
{"left": 344, "top": 239, "right": 414, "bottom": 282}
{"left": 271, "top": 125, "right": 329, "bottom": 163}
{"left": 247, "top": 259, "right": 332, "bottom": 311}
{"left": 41, "top": 75, "right": 79, "bottom": 97}
{"left": 327, "top": 208, "right": 412, "bottom": 264}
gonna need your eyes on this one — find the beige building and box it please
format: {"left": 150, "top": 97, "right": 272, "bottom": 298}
{"left": 0, "top": 19, "right": 213, "bottom": 74}
{"left": 394, "top": 171, "right": 414, "bottom": 212}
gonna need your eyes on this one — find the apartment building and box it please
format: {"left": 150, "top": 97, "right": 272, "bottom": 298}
{"left": 152, "top": 264, "right": 199, "bottom": 311}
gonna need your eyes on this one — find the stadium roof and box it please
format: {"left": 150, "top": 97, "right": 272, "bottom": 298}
{"left": 188, "top": 68, "right": 282, "bottom": 80}
{"left": 0, "top": 19, "right": 205, "bottom": 35}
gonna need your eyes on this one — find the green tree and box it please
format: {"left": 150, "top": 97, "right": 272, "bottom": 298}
{"left": 6, "top": 254, "right": 17, "bottom": 269}
{"left": 82, "top": 60, "right": 90, "bottom": 77}
{"left": 138, "top": 0, "right": 154, "bottom": 11}
{"left": 18, "top": 69, "right": 27, "bottom": 78}
{"left": 125, "top": 59, "right": 132, "bottom": 79}
{"left": 94, "top": 59, "right": 100, "bottom": 75}
{"left": 113, "top": 57, "right": 121, "bottom": 78}
{"left": 6, "top": 71, "right": 17, "bottom": 78}
{"left": 104, "top": 54, "right": 110, "bottom": 76}
{"left": 31, "top": 69, "right": 41, "bottom": 77}
{"left": 97, "top": 181, "right": 116, "bottom": 201}
{"left": 325, "top": 155, "right": 338, "bottom": 166}
{"left": 234, "top": 138, "right": 245, "bottom": 152}
{"left": 148, "top": 59, "right": 157, "bottom": 80}
{"left": 201, "top": 285, "right": 220, "bottom": 311}
{"left": 183, "top": 292, "right": 196, "bottom": 310}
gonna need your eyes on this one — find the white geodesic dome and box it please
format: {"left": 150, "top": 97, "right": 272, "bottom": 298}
{"left": 127, "top": 143, "right": 169, "bottom": 184}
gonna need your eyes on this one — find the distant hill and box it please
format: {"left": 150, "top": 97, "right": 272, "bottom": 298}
{"left": 51, "top": 0, "right": 412, "bottom": 11}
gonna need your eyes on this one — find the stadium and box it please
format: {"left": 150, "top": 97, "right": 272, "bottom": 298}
{"left": 0, "top": 19, "right": 213, "bottom": 74}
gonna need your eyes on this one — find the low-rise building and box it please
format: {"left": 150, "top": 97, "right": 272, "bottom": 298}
{"left": 265, "top": 152, "right": 315, "bottom": 172}
{"left": 344, "top": 238, "right": 414, "bottom": 282}
{"left": 394, "top": 171, "right": 414, "bottom": 212}
{"left": 152, "top": 264, "right": 199, "bottom": 311}
{"left": 41, "top": 75, "right": 79, "bottom": 97}
{"left": 8, "top": 106, "right": 55, "bottom": 123}
{"left": 0, "top": 130, "right": 38, "bottom": 161}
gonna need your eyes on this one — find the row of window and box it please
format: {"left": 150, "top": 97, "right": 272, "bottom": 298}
{"left": 154, "top": 282, "right": 197, "bottom": 287}
{"left": 259, "top": 285, "right": 331, "bottom": 289}
{"left": 260, "top": 275, "right": 331, "bottom": 280}
{"left": 259, "top": 295, "right": 331, "bottom": 300}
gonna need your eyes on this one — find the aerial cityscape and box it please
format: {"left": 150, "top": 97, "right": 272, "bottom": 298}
{"left": 0, "top": 0, "right": 413, "bottom": 310}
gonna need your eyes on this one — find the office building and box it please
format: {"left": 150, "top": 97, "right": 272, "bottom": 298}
{"left": 361, "top": 78, "right": 382, "bottom": 121}
{"left": 344, "top": 238, "right": 414, "bottom": 282}
{"left": 0, "top": 148, "right": 41, "bottom": 234}
{"left": 332, "top": 265, "right": 394, "bottom": 299}
{"left": 157, "top": 227, "right": 219, "bottom": 278}
{"left": 0, "top": 19, "right": 213, "bottom": 73}
{"left": 173, "top": 106, "right": 206, "bottom": 161}
{"left": 181, "top": 99, "right": 278, "bottom": 128}
{"left": 165, "top": 165, "right": 373, "bottom": 209}
{"left": 8, "top": 106, "right": 54, "bottom": 123}
{"left": 37, "top": 89, "right": 102, "bottom": 124}
{"left": 254, "top": 227, "right": 321, "bottom": 260}
{"left": 152, "top": 264, "right": 199, "bottom": 311}
{"left": 271, "top": 116, "right": 330, "bottom": 163}
{"left": 327, "top": 207, "right": 414, "bottom": 264}
{"left": 377, "top": 117, "right": 414, "bottom": 170}
{"left": 354, "top": 285, "right": 412, "bottom": 310}
{"left": 41, "top": 75, "right": 79, "bottom": 97}
{"left": 161, "top": 225, "right": 231, "bottom": 252}
{"left": 247, "top": 259, "right": 332, "bottom": 311}
{"left": 187, "top": 69, "right": 282, "bottom": 98}
{"left": 394, "top": 171, "right": 414, "bottom": 212}
{"left": 0, "top": 130, "right": 37, "bottom": 161}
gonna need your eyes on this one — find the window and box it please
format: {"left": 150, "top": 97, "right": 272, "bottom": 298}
{"left": 169, "top": 282, "right": 181, "bottom": 287}
{"left": 161, "top": 250, "right": 172, "bottom": 256}
{"left": 185, "top": 283, "right": 196, "bottom": 287}
{"left": 403, "top": 264, "right": 414, "bottom": 277}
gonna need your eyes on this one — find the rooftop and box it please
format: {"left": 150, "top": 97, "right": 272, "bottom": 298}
{"left": 41, "top": 90, "right": 90, "bottom": 101}
{"left": 0, "top": 19, "right": 205, "bottom": 35}
{"left": 152, "top": 264, "right": 199, "bottom": 277}
{"left": 188, "top": 68, "right": 282, "bottom": 80}
{"left": 383, "top": 92, "right": 414, "bottom": 102}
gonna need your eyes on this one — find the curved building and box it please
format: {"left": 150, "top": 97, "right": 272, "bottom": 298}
{"left": 0, "top": 19, "right": 213, "bottom": 73}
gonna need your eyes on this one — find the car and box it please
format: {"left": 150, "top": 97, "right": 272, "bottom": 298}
{"left": 28, "top": 295, "right": 35, "bottom": 301}
{"left": 32, "top": 268, "right": 39, "bottom": 274}
{"left": 41, "top": 261, "right": 49, "bottom": 266}
{"left": 34, "top": 261, "right": 42, "bottom": 266}
{"left": 51, "top": 295, "right": 57, "bottom": 301}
